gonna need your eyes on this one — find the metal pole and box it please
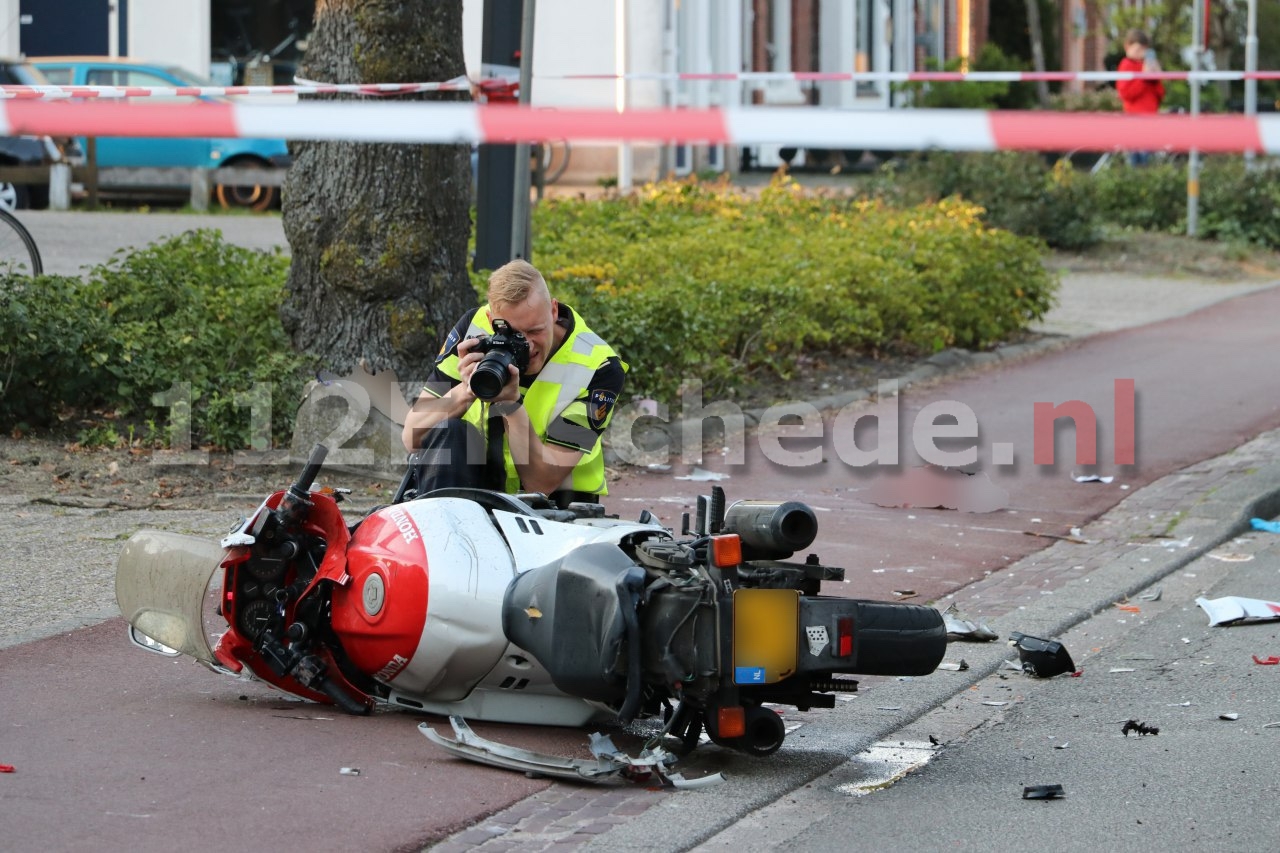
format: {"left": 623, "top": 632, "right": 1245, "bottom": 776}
{"left": 617, "top": 0, "right": 633, "bottom": 191}
{"left": 1187, "top": 0, "right": 1203, "bottom": 238}
{"left": 510, "top": 0, "right": 535, "bottom": 261}
{"left": 1244, "top": 0, "right": 1259, "bottom": 165}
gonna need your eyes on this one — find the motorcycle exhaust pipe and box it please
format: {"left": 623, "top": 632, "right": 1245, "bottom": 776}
{"left": 722, "top": 501, "right": 818, "bottom": 560}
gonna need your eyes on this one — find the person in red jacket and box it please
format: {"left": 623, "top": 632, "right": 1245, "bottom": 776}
{"left": 1116, "top": 29, "right": 1165, "bottom": 165}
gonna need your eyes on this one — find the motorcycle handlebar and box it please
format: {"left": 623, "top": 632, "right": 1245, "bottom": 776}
{"left": 291, "top": 444, "right": 329, "bottom": 498}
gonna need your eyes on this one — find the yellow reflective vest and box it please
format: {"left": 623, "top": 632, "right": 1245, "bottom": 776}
{"left": 435, "top": 304, "right": 626, "bottom": 495}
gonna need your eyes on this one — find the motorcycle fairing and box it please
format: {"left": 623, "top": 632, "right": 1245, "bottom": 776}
{"left": 116, "top": 530, "right": 224, "bottom": 665}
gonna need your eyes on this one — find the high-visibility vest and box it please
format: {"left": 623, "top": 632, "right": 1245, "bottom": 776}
{"left": 436, "top": 304, "right": 626, "bottom": 494}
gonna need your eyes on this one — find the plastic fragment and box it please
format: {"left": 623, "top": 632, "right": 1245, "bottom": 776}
{"left": 1109, "top": 667, "right": 1136, "bottom": 673}
{"left": 937, "top": 659, "right": 969, "bottom": 671}
{"left": 0, "top": 764, "right": 14, "bottom": 773}
{"left": 339, "top": 767, "right": 361, "bottom": 776}
{"left": 1139, "top": 587, "right": 1163, "bottom": 601}
{"left": 1023, "top": 784, "right": 1066, "bottom": 800}
{"left": 1220, "top": 713, "right": 1240, "bottom": 721}
{"left": 1252, "top": 655, "right": 1280, "bottom": 665}
{"left": 1249, "top": 517, "right": 1280, "bottom": 534}
{"left": 1197, "top": 596, "right": 1280, "bottom": 627}
{"left": 1115, "top": 604, "right": 1141, "bottom": 613}
{"left": 1008, "top": 632, "right": 1076, "bottom": 678}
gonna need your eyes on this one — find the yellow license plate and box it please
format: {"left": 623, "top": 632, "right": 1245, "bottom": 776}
{"left": 732, "top": 588, "right": 799, "bottom": 684}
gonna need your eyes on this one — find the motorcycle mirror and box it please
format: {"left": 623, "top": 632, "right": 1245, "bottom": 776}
{"left": 129, "top": 626, "right": 181, "bottom": 657}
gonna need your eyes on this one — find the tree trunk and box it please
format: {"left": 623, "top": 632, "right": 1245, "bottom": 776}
{"left": 1024, "top": 0, "right": 1050, "bottom": 108}
{"left": 282, "top": 0, "right": 474, "bottom": 385}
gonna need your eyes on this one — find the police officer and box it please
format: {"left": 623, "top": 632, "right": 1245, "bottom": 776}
{"left": 402, "top": 259, "right": 627, "bottom": 504}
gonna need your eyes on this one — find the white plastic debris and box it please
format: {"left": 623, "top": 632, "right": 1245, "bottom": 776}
{"left": 1196, "top": 596, "right": 1280, "bottom": 627}
{"left": 340, "top": 767, "right": 361, "bottom": 776}
{"left": 675, "top": 467, "right": 728, "bottom": 481}
{"left": 1220, "top": 713, "right": 1240, "bottom": 721}
{"left": 1072, "top": 474, "right": 1114, "bottom": 484}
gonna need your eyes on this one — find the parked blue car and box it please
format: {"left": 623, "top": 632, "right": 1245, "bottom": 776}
{"left": 31, "top": 57, "right": 290, "bottom": 210}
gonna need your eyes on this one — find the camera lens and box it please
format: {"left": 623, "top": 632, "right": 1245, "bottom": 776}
{"left": 470, "top": 350, "right": 515, "bottom": 400}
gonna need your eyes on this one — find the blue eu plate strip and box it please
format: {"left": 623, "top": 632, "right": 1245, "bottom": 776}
{"left": 734, "top": 666, "right": 766, "bottom": 684}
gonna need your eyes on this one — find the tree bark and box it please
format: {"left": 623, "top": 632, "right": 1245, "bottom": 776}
{"left": 282, "top": 0, "right": 474, "bottom": 385}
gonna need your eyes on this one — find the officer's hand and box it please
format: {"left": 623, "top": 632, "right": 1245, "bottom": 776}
{"left": 489, "top": 365, "right": 522, "bottom": 405}
{"left": 451, "top": 338, "right": 483, "bottom": 405}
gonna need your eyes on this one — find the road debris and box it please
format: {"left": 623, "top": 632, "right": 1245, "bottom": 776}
{"left": 1196, "top": 596, "right": 1280, "bottom": 626}
{"left": 1220, "top": 713, "right": 1240, "bottom": 721}
{"left": 1109, "top": 667, "right": 1136, "bottom": 673}
{"left": 419, "top": 717, "right": 717, "bottom": 787}
{"left": 1252, "top": 655, "right": 1280, "bottom": 666}
{"left": 1072, "top": 474, "right": 1114, "bottom": 484}
{"left": 1008, "top": 632, "right": 1076, "bottom": 678}
{"left": 936, "top": 659, "right": 970, "bottom": 671}
{"left": 1122, "top": 720, "right": 1160, "bottom": 737}
{"left": 1023, "top": 784, "right": 1066, "bottom": 800}
{"left": 1024, "top": 530, "right": 1089, "bottom": 544}
{"left": 1139, "top": 587, "right": 1163, "bottom": 601}
{"left": 675, "top": 467, "right": 729, "bottom": 481}
{"left": 339, "top": 767, "right": 361, "bottom": 776}
{"left": 0, "top": 764, "right": 15, "bottom": 773}
{"left": 1114, "top": 603, "right": 1141, "bottom": 613}
{"left": 940, "top": 604, "right": 998, "bottom": 642}
{"left": 1249, "top": 518, "right": 1280, "bottom": 534}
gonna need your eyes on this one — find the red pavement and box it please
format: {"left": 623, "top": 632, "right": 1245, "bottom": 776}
{"left": 3, "top": 286, "right": 1279, "bottom": 851}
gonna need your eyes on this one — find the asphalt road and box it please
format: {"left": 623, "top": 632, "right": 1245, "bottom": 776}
{"left": 2, "top": 211, "right": 1280, "bottom": 851}
{"left": 699, "top": 523, "right": 1280, "bottom": 852}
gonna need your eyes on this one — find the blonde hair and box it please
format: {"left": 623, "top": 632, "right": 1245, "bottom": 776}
{"left": 1124, "top": 29, "right": 1151, "bottom": 48}
{"left": 488, "top": 259, "right": 550, "bottom": 310}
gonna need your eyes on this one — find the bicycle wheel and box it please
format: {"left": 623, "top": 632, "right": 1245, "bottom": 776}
{"left": 541, "top": 140, "right": 571, "bottom": 184}
{"left": 0, "top": 208, "right": 41, "bottom": 276}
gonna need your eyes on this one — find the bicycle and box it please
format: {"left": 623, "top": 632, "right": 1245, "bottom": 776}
{"left": 0, "top": 208, "right": 42, "bottom": 276}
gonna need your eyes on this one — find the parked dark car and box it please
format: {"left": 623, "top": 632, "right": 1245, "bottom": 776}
{"left": 0, "top": 59, "right": 80, "bottom": 210}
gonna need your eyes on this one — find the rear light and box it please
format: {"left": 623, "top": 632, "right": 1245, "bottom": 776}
{"left": 837, "top": 616, "right": 854, "bottom": 657}
{"left": 710, "top": 534, "right": 742, "bottom": 567}
{"left": 716, "top": 706, "right": 746, "bottom": 739}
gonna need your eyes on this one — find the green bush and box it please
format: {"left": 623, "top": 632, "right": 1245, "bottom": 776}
{"left": 0, "top": 230, "right": 305, "bottom": 448}
{"left": 867, "top": 152, "right": 1102, "bottom": 250}
{"left": 1090, "top": 159, "right": 1186, "bottom": 232}
{"left": 0, "top": 273, "right": 110, "bottom": 428}
{"left": 1199, "top": 158, "right": 1280, "bottom": 248}
{"left": 901, "top": 44, "right": 1037, "bottom": 110}
{"left": 524, "top": 176, "right": 1057, "bottom": 402}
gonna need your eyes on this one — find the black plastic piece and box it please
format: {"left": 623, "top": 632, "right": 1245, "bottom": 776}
{"left": 1008, "top": 631, "right": 1076, "bottom": 678}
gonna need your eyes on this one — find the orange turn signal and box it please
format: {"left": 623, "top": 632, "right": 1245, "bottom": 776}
{"left": 716, "top": 705, "right": 746, "bottom": 739}
{"left": 711, "top": 534, "right": 742, "bottom": 568}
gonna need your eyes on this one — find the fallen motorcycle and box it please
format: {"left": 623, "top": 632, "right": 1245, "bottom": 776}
{"left": 117, "top": 444, "right": 945, "bottom": 765}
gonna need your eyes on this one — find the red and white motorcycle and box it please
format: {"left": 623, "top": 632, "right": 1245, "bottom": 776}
{"left": 117, "top": 445, "right": 946, "bottom": 780}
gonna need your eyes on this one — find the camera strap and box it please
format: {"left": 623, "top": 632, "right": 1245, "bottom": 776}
{"left": 483, "top": 403, "right": 509, "bottom": 491}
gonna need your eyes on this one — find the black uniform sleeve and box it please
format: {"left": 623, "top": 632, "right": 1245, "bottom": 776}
{"left": 421, "top": 312, "right": 475, "bottom": 398}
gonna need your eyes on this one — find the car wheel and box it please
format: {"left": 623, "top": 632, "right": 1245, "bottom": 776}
{"left": 0, "top": 182, "right": 30, "bottom": 212}
{"left": 214, "top": 160, "right": 278, "bottom": 212}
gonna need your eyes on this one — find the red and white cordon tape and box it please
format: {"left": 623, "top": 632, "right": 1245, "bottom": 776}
{"left": 554, "top": 70, "right": 1280, "bottom": 83}
{"left": 6, "top": 69, "right": 1279, "bottom": 101}
{"left": 2, "top": 101, "right": 1278, "bottom": 154}
{"left": 0, "top": 75, "right": 481, "bottom": 100}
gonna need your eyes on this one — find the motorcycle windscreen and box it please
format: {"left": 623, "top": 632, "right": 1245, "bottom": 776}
{"left": 116, "top": 530, "right": 224, "bottom": 664}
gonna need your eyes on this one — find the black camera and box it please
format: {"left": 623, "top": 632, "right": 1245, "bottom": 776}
{"left": 468, "top": 319, "right": 531, "bottom": 401}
